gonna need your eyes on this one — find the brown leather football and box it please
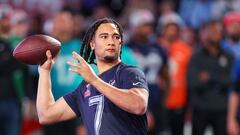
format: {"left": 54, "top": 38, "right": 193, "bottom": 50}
{"left": 13, "top": 34, "right": 61, "bottom": 65}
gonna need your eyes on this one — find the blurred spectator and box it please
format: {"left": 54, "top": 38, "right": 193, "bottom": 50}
{"left": 8, "top": 9, "right": 29, "bottom": 48}
{"left": 120, "top": 45, "right": 138, "bottom": 66}
{"left": 222, "top": 11, "right": 240, "bottom": 58}
{"left": 0, "top": 8, "right": 31, "bottom": 135}
{"left": 157, "top": 12, "right": 192, "bottom": 135}
{"left": 0, "top": 4, "right": 12, "bottom": 38}
{"left": 212, "top": 1, "right": 240, "bottom": 20}
{"left": 6, "top": 9, "right": 41, "bottom": 135}
{"left": 187, "top": 20, "right": 234, "bottom": 135}
{"left": 42, "top": 10, "right": 82, "bottom": 135}
{"left": 119, "top": 0, "right": 156, "bottom": 28}
{"left": 221, "top": 11, "right": 240, "bottom": 135}
{"left": 157, "top": 0, "right": 176, "bottom": 17}
{"left": 72, "top": 12, "right": 85, "bottom": 39}
{"left": 180, "top": 26, "right": 198, "bottom": 51}
{"left": 126, "top": 9, "right": 168, "bottom": 135}
{"left": 28, "top": 12, "right": 45, "bottom": 36}
{"left": 0, "top": 35, "right": 22, "bottom": 135}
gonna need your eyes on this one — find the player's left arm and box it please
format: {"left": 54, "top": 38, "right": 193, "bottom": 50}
{"left": 68, "top": 52, "right": 148, "bottom": 115}
{"left": 92, "top": 81, "right": 148, "bottom": 115}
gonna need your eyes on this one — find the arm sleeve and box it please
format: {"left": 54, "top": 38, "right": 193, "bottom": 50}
{"left": 63, "top": 85, "right": 82, "bottom": 117}
{"left": 119, "top": 66, "right": 149, "bottom": 91}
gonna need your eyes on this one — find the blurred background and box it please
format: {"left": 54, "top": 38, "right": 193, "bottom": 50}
{"left": 1, "top": 0, "right": 240, "bottom": 135}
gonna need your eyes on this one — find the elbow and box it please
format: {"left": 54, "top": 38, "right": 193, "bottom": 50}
{"left": 38, "top": 111, "right": 52, "bottom": 125}
{"left": 133, "top": 101, "right": 148, "bottom": 115}
{"left": 38, "top": 117, "right": 49, "bottom": 125}
{"left": 133, "top": 91, "right": 149, "bottom": 115}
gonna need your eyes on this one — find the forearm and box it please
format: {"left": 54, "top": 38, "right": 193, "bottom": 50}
{"left": 228, "top": 91, "right": 239, "bottom": 121}
{"left": 92, "top": 77, "right": 148, "bottom": 115}
{"left": 36, "top": 70, "right": 55, "bottom": 123}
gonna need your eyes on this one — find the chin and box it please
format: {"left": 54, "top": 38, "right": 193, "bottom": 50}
{"left": 104, "top": 56, "right": 116, "bottom": 63}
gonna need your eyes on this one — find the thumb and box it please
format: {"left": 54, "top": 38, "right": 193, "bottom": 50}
{"left": 40, "top": 50, "right": 53, "bottom": 66}
{"left": 46, "top": 50, "right": 52, "bottom": 60}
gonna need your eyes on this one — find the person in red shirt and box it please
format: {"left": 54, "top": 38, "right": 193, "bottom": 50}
{"left": 157, "top": 13, "right": 192, "bottom": 135}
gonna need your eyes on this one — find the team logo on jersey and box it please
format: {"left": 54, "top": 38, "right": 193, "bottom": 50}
{"left": 109, "top": 80, "right": 116, "bottom": 86}
{"left": 132, "top": 82, "right": 141, "bottom": 86}
{"left": 84, "top": 89, "right": 91, "bottom": 97}
{"left": 84, "top": 84, "right": 91, "bottom": 97}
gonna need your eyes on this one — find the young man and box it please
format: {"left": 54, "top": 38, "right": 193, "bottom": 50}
{"left": 37, "top": 18, "right": 149, "bottom": 135}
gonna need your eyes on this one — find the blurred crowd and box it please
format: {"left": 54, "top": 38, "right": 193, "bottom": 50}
{"left": 1, "top": 0, "right": 240, "bottom": 135}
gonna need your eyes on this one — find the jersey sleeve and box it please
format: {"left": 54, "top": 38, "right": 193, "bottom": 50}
{"left": 63, "top": 84, "right": 82, "bottom": 117}
{"left": 119, "top": 66, "right": 149, "bottom": 91}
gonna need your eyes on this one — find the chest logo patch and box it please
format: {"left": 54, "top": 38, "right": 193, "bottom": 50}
{"left": 84, "top": 84, "right": 91, "bottom": 98}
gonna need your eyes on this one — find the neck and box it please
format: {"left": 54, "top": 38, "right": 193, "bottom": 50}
{"left": 96, "top": 58, "right": 121, "bottom": 75}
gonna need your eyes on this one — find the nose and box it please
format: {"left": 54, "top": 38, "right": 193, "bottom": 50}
{"left": 107, "top": 37, "right": 114, "bottom": 46}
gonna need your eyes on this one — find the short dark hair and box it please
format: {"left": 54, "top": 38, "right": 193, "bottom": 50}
{"left": 80, "top": 18, "right": 123, "bottom": 64}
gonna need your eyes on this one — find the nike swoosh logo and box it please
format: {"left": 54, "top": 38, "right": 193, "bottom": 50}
{"left": 132, "top": 82, "right": 141, "bottom": 86}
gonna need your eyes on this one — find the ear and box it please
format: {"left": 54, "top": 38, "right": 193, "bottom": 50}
{"left": 90, "top": 40, "right": 95, "bottom": 50}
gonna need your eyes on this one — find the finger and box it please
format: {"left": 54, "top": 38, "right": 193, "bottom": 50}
{"left": 72, "top": 51, "right": 87, "bottom": 64}
{"left": 46, "top": 50, "right": 52, "bottom": 60}
{"left": 68, "top": 67, "right": 81, "bottom": 75}
{"left": 67, "top": 61, "right": 81, "bottom": 69}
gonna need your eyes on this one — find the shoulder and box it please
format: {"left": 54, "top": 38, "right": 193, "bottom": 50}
{"left": 117, "top": 63, "right": 145, "bottom": 77}
{"left": 115, "top": 63, "right": 148, "bottom": 90}
{"left": 118, "top": 63, "right": 142, "bottom": 72}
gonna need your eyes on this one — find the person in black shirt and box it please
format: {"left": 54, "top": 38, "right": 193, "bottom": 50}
{"left": 187, "top": 20, "right": 234, "bottom": 135}
{"left": 0, "top": 37, "right": 24, "bottom": 135}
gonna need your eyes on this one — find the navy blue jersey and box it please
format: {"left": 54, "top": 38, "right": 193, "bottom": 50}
{"left": 64, "top": 62, "right": 149, "bottom": 135}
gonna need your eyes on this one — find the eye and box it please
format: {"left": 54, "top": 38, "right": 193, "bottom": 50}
{"left": 101, "top": 35, "right": 107, "bottom": 39}
{"left": 113, "top": 35, "right": 121, "bottom": 40}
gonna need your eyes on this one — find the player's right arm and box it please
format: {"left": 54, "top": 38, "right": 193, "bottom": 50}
{"left": 37, "top": 50, "right": 77, "bottom": 124}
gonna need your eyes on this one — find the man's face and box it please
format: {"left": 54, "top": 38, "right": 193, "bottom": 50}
{"left": 206, "top": 22, "right": 223, "bottom": 45}
{"left": 52, "top": 12, "right": 74, "bottom": 37}
{"left": 162, "top": 23, "right": 180, "bottom": 41}
{"left": 90, "top": 23, "right": 122, "bottom": 63}
{"left": 135, "top": 24, "right": 153, "bottom": 38}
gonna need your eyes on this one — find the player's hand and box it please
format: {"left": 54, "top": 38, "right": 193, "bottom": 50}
{"left": 38, "top": 50, "right": 55, "bottom": 72}
{"left": 67, "top": 51, "right": 98, "bottom": 84}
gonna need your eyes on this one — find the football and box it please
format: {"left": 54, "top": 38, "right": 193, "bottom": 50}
{"left": 13, "top": 34, "right": 61, "bottom": 65}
